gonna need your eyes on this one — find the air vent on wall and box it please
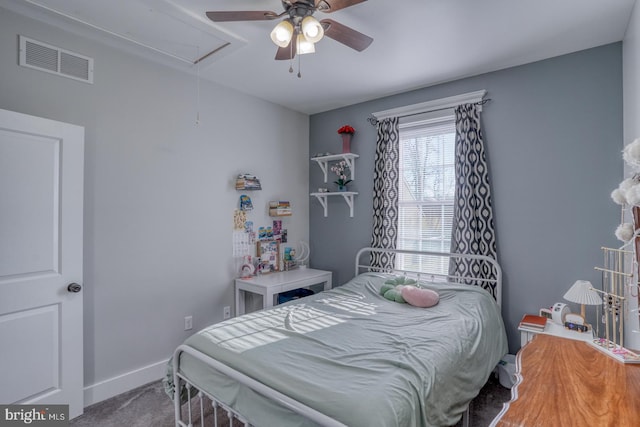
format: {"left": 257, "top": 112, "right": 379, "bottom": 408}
{"left": 19, "top": 36, "right": 93, "bottom": 84}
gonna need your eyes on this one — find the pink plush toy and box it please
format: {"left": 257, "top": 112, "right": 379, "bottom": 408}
{"left": 401, "top": 285, "right": 439, "bottom": 308}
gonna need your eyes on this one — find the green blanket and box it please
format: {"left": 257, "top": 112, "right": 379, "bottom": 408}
{"left": 169, "top": 272, "right": 508, "bottom": 427}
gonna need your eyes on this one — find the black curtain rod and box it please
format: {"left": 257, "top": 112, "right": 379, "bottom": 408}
{"left": 366, "top": 98, "right": 491, "bottom": 126}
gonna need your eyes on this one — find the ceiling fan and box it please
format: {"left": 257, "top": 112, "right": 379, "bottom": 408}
{"left": 206, "top": 0, "right": 373, "bottom": 63}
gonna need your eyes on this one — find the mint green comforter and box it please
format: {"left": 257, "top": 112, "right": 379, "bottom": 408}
{"left": 174, "top": 273, "right": 508, "bottom": 427}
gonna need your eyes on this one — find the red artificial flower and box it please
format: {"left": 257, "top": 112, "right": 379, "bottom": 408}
{"left": 337, "top": 125, "right": 355, "bottom": 134}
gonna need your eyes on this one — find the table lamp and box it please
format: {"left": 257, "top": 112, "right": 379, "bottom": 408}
{"left": 563, "top": 280, "right": 602, "bottom": 318}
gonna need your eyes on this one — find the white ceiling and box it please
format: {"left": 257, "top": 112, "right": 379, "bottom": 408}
{"left": 4, "top": 0, "right": 637, "bottom": 114}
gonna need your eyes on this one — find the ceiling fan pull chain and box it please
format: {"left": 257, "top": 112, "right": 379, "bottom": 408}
{"left": 289, "top": 39, "right": 294, "bottom": 74}
{"left": 297, "top": 53, "right": 302, "bottom": 78}
{"left": 195, "top": 46, "right": 201, "bottom": 125}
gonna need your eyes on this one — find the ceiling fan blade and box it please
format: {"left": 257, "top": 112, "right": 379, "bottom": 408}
{"left": 315, "top": 0, "right": 367, "bottom": 13}
{"left": 320, "top": 19, "right": 373, "bottom": 51}
{"left": 275, "top": 37, "right": 297, "bottom": 60}
{"left": 206, "top": 11, "right": 279, "bottom": 22}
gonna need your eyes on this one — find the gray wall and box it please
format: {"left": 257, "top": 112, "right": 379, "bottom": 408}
{"left": 309, "top": 43, "right": 623, "bottom": 353}
{"left": 623, "top": 0, "right": 640, "bottom": 350}
{"left": 625, "top": 1, "right": 640, "bottom": 148}
{"left": 0, "top": 7, "right": 310, "bottom": 397}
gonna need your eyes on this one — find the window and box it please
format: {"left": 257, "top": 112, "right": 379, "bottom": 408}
{"left": 396, "top": 114, "right": 456, "bottom": 276}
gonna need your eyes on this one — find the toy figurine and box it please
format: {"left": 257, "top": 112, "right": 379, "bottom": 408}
{"left": 240, "top": 255, "right": 255, "bottom": 278}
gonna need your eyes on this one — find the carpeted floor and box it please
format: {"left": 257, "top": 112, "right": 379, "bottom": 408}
{"left": 71, "top": 374, "right": 511, "bottom": 427}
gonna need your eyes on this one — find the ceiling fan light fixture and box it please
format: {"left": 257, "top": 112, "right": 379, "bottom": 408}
{"left": 296, "top": 33, "right": 315, "bottom": 55}
{"left": 270, "top": 19, "right": 294, "bottom": 47}
{"left": 301, "top": 16, "right": 324, "bottom": 43}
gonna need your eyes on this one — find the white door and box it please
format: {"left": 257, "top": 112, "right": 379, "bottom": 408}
{"left": 0, "top": 109, "right": 84, "bottom": 418}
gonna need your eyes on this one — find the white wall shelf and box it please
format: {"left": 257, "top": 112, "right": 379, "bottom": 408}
{"left": 310, "top": 192, "right": 358, "bottom": 217}
{"left": 311, "top": 153, "right": 359, "bottom": 183}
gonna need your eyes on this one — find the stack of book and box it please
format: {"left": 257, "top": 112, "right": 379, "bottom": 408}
{"left": 269, "top": 201, "right": 292, "bottom": 216}
{"left": 519, "top": 314, "right": 547, "bottom": 332}
{"left": 236, "top": 174, "right": 262, "bottom": 190}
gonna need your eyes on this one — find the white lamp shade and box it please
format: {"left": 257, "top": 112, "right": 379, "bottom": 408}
{"left": 563, "top": 280, "right": 602, "bottom": 306}
{"left": 301, "top": 16, "right": 324, "bottom": 43}
{"left": 296, "top": 34, "right": 315, "bottom": 55}
{"left": 270, "top": 20, "right": 294, "bottom": 47}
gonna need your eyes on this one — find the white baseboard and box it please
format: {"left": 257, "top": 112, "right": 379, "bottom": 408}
{"left": 83, "top": 358, "right": 170, "bottom": 407}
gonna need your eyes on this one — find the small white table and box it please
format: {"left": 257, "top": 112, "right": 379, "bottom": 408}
{"left": 519, "top": 320, "right": 594, "bottom": 346}
{"left": 234, "top": 268, "right": 332, "bottom": 316}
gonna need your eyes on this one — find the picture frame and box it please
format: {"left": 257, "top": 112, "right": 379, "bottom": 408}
{"left": 256, "top": 240, "right": 280, "bottom": 274}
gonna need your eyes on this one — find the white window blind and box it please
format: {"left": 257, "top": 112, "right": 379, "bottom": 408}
{"left": 397, "top": 115, "right": 456, "bottom": 276}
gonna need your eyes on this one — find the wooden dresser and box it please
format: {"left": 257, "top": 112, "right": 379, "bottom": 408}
{"left": 491, "top": 334, "right": 640, "bottom": 426}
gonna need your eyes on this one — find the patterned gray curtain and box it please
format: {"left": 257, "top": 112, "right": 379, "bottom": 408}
{"left": 370, "top": 117, "right": 400, "bottom": 270}
{"left": 449, "top": 104, "right": 498, "bottom": 298}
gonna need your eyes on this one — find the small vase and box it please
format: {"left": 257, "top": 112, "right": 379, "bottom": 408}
{"left": 341, "top": 133, "right": 352, "bottom": 153}
{"left": 338, "top": 185, "right": 347, "bottom": 192}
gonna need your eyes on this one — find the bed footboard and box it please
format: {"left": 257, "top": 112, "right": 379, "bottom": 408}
{"left": 172, "top": 345, "right": 348, "bottom": 427}
{"left": 174, "top": 381, "right": 250, "bottom": 427}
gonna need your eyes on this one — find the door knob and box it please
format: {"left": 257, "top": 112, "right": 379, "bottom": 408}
{"left": 67, "top": 283, "right": 82, "bottom": 293}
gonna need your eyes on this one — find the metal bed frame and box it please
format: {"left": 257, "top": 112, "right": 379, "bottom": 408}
{"left": 172, "top": 248, "right": 503, "bottom": 427}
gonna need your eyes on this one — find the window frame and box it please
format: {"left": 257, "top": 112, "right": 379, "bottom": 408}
{"left": 396, "top": 109, "right": 456, "bottom": 275}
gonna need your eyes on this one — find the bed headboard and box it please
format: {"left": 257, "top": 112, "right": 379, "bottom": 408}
{"left": 354, "top": 247, "right": 502, "bottom": 307}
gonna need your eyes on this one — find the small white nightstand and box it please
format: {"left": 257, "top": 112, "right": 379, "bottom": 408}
{"left": 519, "top": 320, "right": 594, "bottom": 347}
{"left": 235, "top": 268, "right": 332, "bottom": 316}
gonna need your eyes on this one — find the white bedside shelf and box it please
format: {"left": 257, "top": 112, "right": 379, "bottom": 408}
{"left": 519, "top": 321, "right": 594, "bottom": 347}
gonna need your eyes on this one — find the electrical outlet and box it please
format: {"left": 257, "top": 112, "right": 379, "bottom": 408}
{"left": 223, "top": 306, "right": 231, "bottom": 319}
{"left": 184, "top": 315, "right": 193, "bottom": 331}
